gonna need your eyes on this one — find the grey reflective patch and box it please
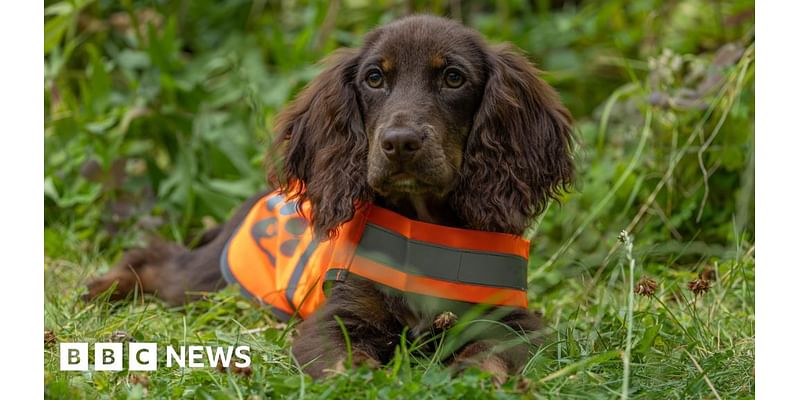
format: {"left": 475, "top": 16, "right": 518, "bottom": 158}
{"left": 407, "top": 241, "right": 460, "bottom": 281}
{"left": 355, "top": 224, "right": 527, "bottom": 290}
{"left": 459, "top": 252, "right": 527, "bottom": 289}
{"left": 356, "top": 225, "right": 405, "bottom": 267}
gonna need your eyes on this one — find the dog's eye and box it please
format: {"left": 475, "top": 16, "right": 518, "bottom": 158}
{"left": 444, "top": 69, "right": 464, "bottom": 88}
{"left": 366, "top": 70, "right": 384, "bottom": 88}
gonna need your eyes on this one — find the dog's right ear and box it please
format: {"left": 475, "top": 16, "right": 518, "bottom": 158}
{"left": 271, "top": 49, "right": 372, "bottom": 239}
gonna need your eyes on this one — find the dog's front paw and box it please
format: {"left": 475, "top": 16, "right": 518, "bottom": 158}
{"left": 84, "top": 273, "right": 127, "bottom": 302}
{"left": 326, "top": 349, "right": 381, "bottom": 376}
{"left": 450, "top": 354, "right": 509, "bottom": 386}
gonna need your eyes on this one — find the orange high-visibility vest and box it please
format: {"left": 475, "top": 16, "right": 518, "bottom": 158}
{"left": 221, "top": 189, "right": 531, "bottom": 321}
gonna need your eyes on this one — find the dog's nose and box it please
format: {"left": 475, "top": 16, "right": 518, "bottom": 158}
{"left": 381, "top": 127, "right": 422, "bottom": 161}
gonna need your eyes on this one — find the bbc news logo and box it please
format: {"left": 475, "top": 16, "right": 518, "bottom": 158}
{"left": 59, "top": 343, "right": 251, "bottom": 371}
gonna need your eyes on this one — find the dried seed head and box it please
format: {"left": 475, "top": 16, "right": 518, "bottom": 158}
{"left": 110, "top": 330, "right": 135, "bottom": 343}
{"left": 688, "top": 278, "right": 711, "bottom": 295}
{"left": 515, "top": 376, "right": 533, "bottom": 392}
{"left": 128, "top": 373, "right": 149, "bottom": 387}
{"left": 699, "top": 268, "right": 716, "bottom": 282}
{"left": 433, "top": 311, "right": 458, "bottom": 330}
{"left": 634, "top": 277, "right": 658, "bottom": 297}
{"left": 230, "top": 365, "right": 253, "bottom": 377}
{"left": 44, "top": 330, "right": 56, "bottom": 346}
{"left": 217, "top": 363, "right": 253, "bottom": 377}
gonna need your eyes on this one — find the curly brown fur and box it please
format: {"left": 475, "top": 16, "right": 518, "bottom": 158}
{"left": 450, "top": 44, "right": 574, "bottom": 234}
{"left": 271, "top": 49, "right": 373, "bottom": 240}
{"left": 292, "top": 274, "right": 545, "bottom": 379}
{"left": 272, "top": 16, "right": 573, "bottom": 238}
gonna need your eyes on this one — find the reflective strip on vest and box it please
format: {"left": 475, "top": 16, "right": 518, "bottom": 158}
{"left": 221, "top": 190, "right": 530, "bottom": 321}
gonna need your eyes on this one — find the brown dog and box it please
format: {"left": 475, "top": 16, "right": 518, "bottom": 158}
{"left": 86, "top": 15, "right": 575, "bottom": 382}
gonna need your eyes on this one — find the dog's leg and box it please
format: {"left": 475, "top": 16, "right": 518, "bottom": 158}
{"left": 292, "top": 277, "right": 401, "bottom": 378}
{"left": 84, "top": 191, "right": 269, "bottom": 305}
{"left": 448, "top": 310, "right": 543, "bottom": 385}
{"left": 84, "top": 240, "right": 186, "bottom": 303}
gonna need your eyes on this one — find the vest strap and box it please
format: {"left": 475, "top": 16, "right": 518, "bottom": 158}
{"left": 323, "top": 268, "right": 349, "bottom": 295}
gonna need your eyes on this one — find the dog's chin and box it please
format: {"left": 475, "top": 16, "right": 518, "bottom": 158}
{"left": 369, "top": 172, "right": 454, "bottom": 198}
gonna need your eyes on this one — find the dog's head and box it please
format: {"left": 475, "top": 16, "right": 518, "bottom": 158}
{"left": 273, "top": 15, "right": 574, "bottom": 238}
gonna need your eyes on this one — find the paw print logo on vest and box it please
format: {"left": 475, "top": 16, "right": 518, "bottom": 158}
{"left": 251, "top": 193, "right": 310, "bottom": 267}
{"left": 251, "top": 217, "right": 278, "bottom": 267}
{"left": 280, "top": 215, "right": 308, "bottom": 257}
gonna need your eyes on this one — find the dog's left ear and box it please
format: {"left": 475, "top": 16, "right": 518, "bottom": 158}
{"left": 453, "top": 44, "right": 575, "bottom": 235}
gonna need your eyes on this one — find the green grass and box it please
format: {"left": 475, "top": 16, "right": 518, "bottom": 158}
{"left": 44, "top": 225, "right": 754, "bottom": 399}
{"left": 45, "top": 0, "right": 755, "bottom": 398}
